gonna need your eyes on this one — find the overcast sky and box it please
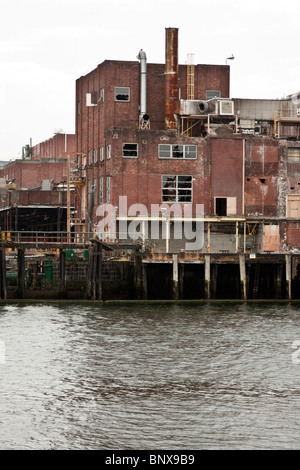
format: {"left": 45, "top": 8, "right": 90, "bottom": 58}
{"left": 1, "top": 0, "right": 299, "bottom": 160}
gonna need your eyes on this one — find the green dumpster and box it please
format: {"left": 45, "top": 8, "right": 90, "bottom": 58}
{"left": 66, "top": 250, "right": 74, "bottom": 259}
{"left": 44, "top": 260, "right": 53, "bottom": 281}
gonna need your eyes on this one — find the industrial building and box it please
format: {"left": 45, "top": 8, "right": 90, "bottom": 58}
{"left": 1, "top": 27, "right": 300, "bottom": 300}
{"left": 0, "top": 132, "right": 75, "bottom": 232}
{"left": 73, "top": 27, "right": 300, "bottom": 255}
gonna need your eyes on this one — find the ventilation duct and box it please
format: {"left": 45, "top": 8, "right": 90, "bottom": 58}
{"left": 137, "top": 49, "right": 150, "bottom": 129}
{"left": 165, "top": 27, "right": 179, "bottom": 129}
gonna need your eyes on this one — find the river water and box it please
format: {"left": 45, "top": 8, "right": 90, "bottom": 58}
{"left": 1, "top": 300, "right": 300, "bottom": 450}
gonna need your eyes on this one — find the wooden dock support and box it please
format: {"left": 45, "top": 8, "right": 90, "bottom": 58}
{"left": 285, "top": 254, "right": 292, "bottom": 300}
{"left": 172, "top": 254, "right": 179, "bottom": 300}
{"left": 59, "top": 249, "right": 66, "bottom": 292}
{"left": 17, "top": 248, "right": 25, "bottom": 298}
{"left": 134, "top": 252, "right": 143, "bottom": 300}
{"left": 142, "top": 263, "right": 148, "bottom": 300}
{"left": 0, "top": 248, "right": 7, "bottom": 299}
{"left": 239, "top": 254, "right": 247, "bottom": 300}
{"left": 205, "top": 255, "right": 210, "bottom": 299}
{"left": 87, "top": 239, "right": 108, "bottom": 300}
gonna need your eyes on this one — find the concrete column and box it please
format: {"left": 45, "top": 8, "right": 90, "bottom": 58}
{"left": 205, "top": 255, "right": 210, "bottom": 299}
{"left": 235, "top": 221, "right": 239, "bottom": 253}
{"left": 59, "top": 249, "right": 66, "bottom": 292}
{"left": 239, "top": 254, "right": 247, "bottom": 300}
{"left": 207, "top": 222, "right": 211, "bottom": 253}
{"left": 286, "top": 254, "right": 292, "bottom": 300}
{"left": 172, "top": 254, "right": 179, "bottom": 300}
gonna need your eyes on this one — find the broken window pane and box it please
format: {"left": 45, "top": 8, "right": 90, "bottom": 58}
{"left": 162, "top": 175, "right": 192, "bottom": 203}
{"left": 172, "top": 145, "right": 184, "bottom": 158}
{"left": 114, "top": 87, "right": 130, "bottom": 102}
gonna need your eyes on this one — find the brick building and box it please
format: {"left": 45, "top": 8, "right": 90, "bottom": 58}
{"left": 0, "top": 132, "right": 76, "bottom": 232}
{"left": 72, "top": 27, "right": 300, "bottom": 255}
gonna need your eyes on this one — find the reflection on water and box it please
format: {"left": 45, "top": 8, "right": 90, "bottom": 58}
{"left": 0, "top": 301, "right": 300, "bottom": 449}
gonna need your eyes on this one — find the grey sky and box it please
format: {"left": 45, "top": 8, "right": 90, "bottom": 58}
{"left": 0, "top": 0, "right": 299, "bottom": 160}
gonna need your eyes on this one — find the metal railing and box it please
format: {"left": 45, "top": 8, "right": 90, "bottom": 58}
{"left": 0, "top": 231, "right": 95, "bottom": 246}
{"left": 0, "top": 231, "right": 140, "bottom": 247}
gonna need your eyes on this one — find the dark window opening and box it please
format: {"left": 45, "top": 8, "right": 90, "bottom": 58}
{"left": 215, "top": 198, "right": 227, "bottom": 216}
{"left": 123, "top": 143, "right": 138, "bottom": 158}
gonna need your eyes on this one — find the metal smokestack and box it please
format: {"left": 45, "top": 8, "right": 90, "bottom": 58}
{"left": 165, "top": 27, "right": 179, "bottom": 129}
{"left": 137, "top": 49, "right": 150, "bottom": 129}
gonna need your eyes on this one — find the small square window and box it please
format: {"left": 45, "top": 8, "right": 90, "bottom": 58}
{"left": 123, "top": 143, "right": 138, "bottom": 158}
{"left": 114, "top": 87, "right": 130, "bottom": 102}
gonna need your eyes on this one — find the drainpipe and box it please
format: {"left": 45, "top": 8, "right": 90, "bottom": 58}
{"left": 137, "top": 49, "right": 150, "bottom": 129}
{"left": 165, "top": 27, "right": 179, "bottom": 130}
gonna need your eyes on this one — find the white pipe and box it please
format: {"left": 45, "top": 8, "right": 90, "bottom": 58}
{"left": 137, "top": 49, "right": 147, "bottom": 120}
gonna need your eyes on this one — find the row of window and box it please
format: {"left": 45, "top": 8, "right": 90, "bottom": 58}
{"left": 88, "top": 145, "right": 111, "bottom": 164}
{"left": 84, "top": 88, "right": 221, "bottom": 108}
{"left": 89, "top": 175, "right": 193, "bottom": 205}
{"left": 88, "top": 176, "right": 111, "bottom": 205}
{"left": 86, "top": 145, "right": 300, "bottom": 163}
{"left": 86, "top": 144, "right": 197, "bottom": 163}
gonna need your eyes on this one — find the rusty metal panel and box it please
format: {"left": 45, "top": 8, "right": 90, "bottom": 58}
{"left": 165, "top": 28, "right": 179, "bottom": 129}
{"left": 263, "top": 225, "right": 279, "bottom": 252}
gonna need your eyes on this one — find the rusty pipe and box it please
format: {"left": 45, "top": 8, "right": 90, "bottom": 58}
{"left": 165, "top": 27, "right": 179, "bottom": 129}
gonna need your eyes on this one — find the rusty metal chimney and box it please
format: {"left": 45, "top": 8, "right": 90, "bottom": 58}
{"left": 165, "top": 27, "right": 179, "bottom": 130}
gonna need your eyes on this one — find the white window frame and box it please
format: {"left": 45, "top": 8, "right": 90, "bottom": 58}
{"left": 100, "top": 88, "right": 104, "bottom": 103}
{"left": 114, "top": 87, "right": 130, "bottom": 102}
{"left": 162, "top": 175, "right": 193, "bottom": 203}
{"left": 99, "top": 177, "right": 103, "bottom": 204}
{"left": 100, "top": 147, "right": 104, "bottom": 161}
{"left": 93, "top": 178, "right": 97, "bottom": 205}
{"left": 107, "top": 176, "right": 111, "bottom": 203}
{"left": 88, "top": 151, "right": 92, "bottom": 165}
{"left": 158, "top": 144, "right": 197, "bottom": 160}
{"left": 107, "top": 144, "right": 111, "bottom": 160}
{"left": 206, "top": 90, "right": 221, "bottom": 100}
{"left": 123, "top": 143, "right": 138, "bottom": 158}
{"left": 93, "top": 149, "right": 97, "bottom": 163}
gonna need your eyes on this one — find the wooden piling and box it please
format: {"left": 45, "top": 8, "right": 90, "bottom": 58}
{"left": 59, "top": 249, "right": 66, "bottom": 293}
{"left": 239, "top": 254, "right": 247, "bottom": 300}
{"left": 172, "top": 254, "right": 179, "bottom": 300}
{"left": 17, "top": 248, "right": 25, "bottom": 298}
{"left": 205, "top": 255, "right": 210, "bottom": 299}
{"left": 285, "top": 254, "right": 292, "bottom": 300}
{"left": 0, "top": 248, "right": 7, "bottom": 299}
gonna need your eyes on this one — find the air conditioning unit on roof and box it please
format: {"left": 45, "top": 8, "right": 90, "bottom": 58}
{"left": 180, "top": 99, "right": 217, "bottom": 116}
{"left": 218, "top": 100, "right": 234, "bottom": 115}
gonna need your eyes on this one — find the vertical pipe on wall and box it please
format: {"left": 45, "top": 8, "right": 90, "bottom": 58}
{"left": 165, "top": 27, "right": 179, "bottom": 129}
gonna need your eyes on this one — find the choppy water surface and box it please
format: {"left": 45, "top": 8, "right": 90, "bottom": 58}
{"left": 1, "top": 300, "right": 300, "bottom": 449}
